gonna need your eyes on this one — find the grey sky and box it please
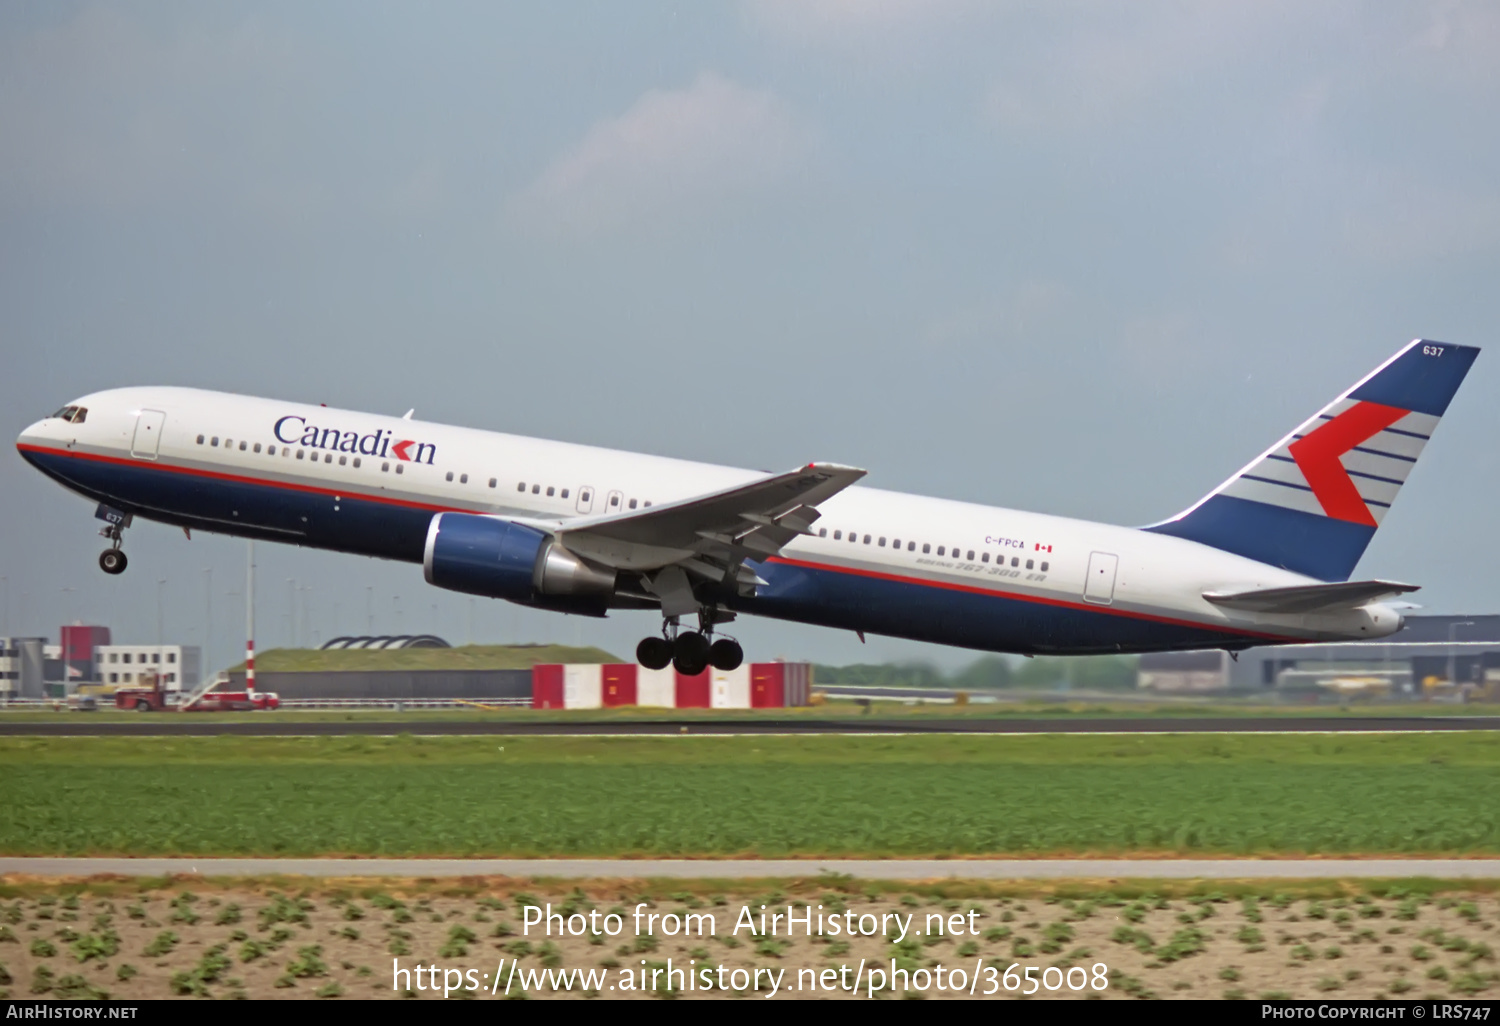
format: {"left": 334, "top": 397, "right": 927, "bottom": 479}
{"left": 3, "top": 1, "right": 1497, "bottom": 674}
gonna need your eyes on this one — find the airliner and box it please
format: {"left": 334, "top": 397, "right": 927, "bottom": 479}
{"left": 15, "top": 339, "right": 1479, "bottom": 675}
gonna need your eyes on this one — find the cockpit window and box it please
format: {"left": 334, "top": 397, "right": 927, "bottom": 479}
{"left": 50, "top": 406, "right": 87, "bottom": 424}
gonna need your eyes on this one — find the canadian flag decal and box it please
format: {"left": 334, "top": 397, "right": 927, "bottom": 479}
{"left": 390, "top": 439, "right": 415, "bottom": 461}
{"left": 1034, "top": 543, "right": 1053, "bottom": 553}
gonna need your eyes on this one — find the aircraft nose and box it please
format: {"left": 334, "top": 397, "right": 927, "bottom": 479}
{"left": 16, "top": 420, "right": 48, "bottom": 462}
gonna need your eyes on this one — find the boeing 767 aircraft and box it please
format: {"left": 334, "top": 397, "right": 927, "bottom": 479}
{"left": 15, "top": 339, "right": 1479, "bottom": 675}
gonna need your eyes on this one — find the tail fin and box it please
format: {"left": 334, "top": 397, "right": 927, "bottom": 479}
{"left": 1144, "top": 339, "right": 1479, "bottom": 581}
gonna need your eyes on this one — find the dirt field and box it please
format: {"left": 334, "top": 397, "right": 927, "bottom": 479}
{"left": 1, "top": 880, "right": 1496, "bottom": 1000}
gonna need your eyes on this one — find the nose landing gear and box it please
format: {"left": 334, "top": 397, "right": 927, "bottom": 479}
{"left": 636, "top": 613, "right": 745, "bottom": 675}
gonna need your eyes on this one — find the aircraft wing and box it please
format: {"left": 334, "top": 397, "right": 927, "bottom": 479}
{"left": 549, "top": 462, "right": 866, "bottom": 583}
{"left": 1202, "top": 579, "right": 1420, "bottom": 614}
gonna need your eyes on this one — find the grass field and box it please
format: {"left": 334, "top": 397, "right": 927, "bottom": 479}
{"left": 220, "top": 643, "right": 622, "bottom": 673}
{"left": 2, "top": 881, "right": 1496, "bottom": 1000}
{"left": 2, "top": 734, "right": 1497, "bottom": 859}
{"left": 4, "top": 698, "right": 1496, "bottom": 725}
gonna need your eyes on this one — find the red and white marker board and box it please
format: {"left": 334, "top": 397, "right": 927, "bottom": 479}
{"left": 532, "top": 662, "right": 811, "bottom": 709}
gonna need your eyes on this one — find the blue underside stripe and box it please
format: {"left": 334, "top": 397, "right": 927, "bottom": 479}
{"left": 25, "top": 447, "right": 1288, "bottom": 655}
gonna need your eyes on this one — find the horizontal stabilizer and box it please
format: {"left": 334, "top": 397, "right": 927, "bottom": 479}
{"left": 1203, "top": 579, "right": 1419, "bottom": 614}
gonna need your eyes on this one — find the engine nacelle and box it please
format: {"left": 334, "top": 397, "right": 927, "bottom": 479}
{"left": 422, "top": 513, "right": 616, "bottom": 616}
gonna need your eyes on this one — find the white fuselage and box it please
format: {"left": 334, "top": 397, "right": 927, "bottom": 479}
{"left": 17, "top": 387, "right": 1404, "bottom": 655}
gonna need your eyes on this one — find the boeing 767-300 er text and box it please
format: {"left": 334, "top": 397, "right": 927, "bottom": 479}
{"left": 15, "top": 340, "right": 1480, "bottom": 674}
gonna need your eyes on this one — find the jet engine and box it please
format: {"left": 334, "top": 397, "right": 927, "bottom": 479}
{"left": 422, "top": 512, "right": 616, "bottom": 616}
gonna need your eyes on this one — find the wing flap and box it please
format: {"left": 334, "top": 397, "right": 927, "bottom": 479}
{"left": 1203, "top": 579, "right": 1419, "bottom": 614}
{"left": 555, "top": 462, "right": 865, "bottom": 573}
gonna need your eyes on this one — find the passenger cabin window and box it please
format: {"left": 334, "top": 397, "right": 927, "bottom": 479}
{"left": 878, "top": 537, "right": 886, "bottom": 547}
{"left": 196, "top": 435, "right": 205, "bottom": 445}
{"left": 239, "top": 441, "right": 247, "bottom": 451}
{"left": 444, "top": 472, "right": 453, "bottom": 482}
{"left": 353, "top": 457, "right": 361, "bottom": 468}
{"left": 1040, "top": 561, "right": 1049, "bottom": 572}
{"left": 211, "top": 437, "right": 219, "bottom": 446}
{"left": 1011, "top": 557, "right": 1019, "bottom": 567}
{"left": 982, "top": 553, "right": 990, "bottom": 563}
{"left": 532, "top": 484, "right": 540, "bottom": 494}
{"left": 547, "top": 486, "right": 555, "bottom": 497}
{"left": 395, "top": 464, "right": 403, "bottom": 474}
{"left": 339, "top": 455, "right": 347, "bottom": 466}
{"left": 296, "top": 450, "right": 305, "bottom": 460}
{"left": 819, "top": 528, "right": 827, "bottom": 537}
{"left": 489, "top": 478, "right": 497, "bottom": 488}
{"left": 922, "top": 543, "right": 930, "bottom": 553}
{"left": 967, "top": 550, "right": 975, "bottom": 561}
{"left": 382, "top": 462, "right": 390, "bottom": 472}
{"left": 908, "top": 541, "right": 916, "bottom": 551}
{"left": 460, "top": 473, "right": 468, "bottom": 484}
{"left": 610, "top": 495, "right": 620, "bottom": 507}
{"left": 1026, "top": 559, "right": 1034, "bottom": 569}
{"left": 517, "top": 482, "right": 526, "bottom": 492}
{"left": 629, "top": 499, "right": 637, "bottom": 509}
{"left": 562, "top": 488, "right": 570, "bottom": 499}
{"left": 254, "top": 443, "right": 262, "bottom": 453}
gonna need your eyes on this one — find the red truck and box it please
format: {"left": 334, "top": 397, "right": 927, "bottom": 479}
{"left": 113, "top": 671, "right": 279, "bottom": 712}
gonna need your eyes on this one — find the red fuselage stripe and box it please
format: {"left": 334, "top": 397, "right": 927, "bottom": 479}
{"left": 765, "top": 555, "right": 1300, "bottom": 643}
{"left": 23, "top": 442, "right": 1301, "bottom": 643}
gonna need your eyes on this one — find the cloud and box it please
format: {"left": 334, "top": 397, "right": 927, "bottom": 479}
{"left": 510, "top": 74, "right": 811, "bottom": 235}
{"left": 979, "top": 3, "right": 1316, "bottom": 132}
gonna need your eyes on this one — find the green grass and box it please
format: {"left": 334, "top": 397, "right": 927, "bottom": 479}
{"left": 6, "top": 698, "right": 1496, "bottom": 725}
{"left": 1, "top": 734, "right": 1497, "bottom": 858}
{"left": 222, "top": 643, "right": 621, "bottom": 673}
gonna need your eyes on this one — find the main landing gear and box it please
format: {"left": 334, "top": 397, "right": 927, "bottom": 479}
{"left": 98, "top": 523, "right": 128, "bottom": 575}
{"left": 636, "top": 617, "right": 743, "bottom": 675}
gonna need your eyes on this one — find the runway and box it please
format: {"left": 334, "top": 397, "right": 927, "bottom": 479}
{"left": 1, "top": 715, "right": 1497, "bottom": 736}
{"left": 2, "top": 857, "right": 1498, "bottom": 879}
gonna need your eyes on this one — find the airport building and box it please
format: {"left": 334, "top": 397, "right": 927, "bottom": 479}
{"left": 94, "top": 645, "right": 202, "bottom": 692}
{"left": 1138, "top": 614, "right": 1500, "bottom": 699}
{"left": 0, "top": 638, "right": 47, "bottom": 699}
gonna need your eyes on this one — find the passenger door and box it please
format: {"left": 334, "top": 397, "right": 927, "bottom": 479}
{"left": 1083, "top": 551, "right": 1119, "bottom": 605}
{"left": 130, "top": 410, "right": 166, "bottom": 460}
{"left": 576, "top": 485, "right": 595, "bottom": 514}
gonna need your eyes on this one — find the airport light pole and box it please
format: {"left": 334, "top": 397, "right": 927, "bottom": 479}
{"left": 1448, "top": 621, "right": 1475, "bottom": 687}
{"left": 246, "top": 541, "right": 256, "bottom": 694}
{"left": 203, "top": 569, "right": 212, "bottom": 678}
